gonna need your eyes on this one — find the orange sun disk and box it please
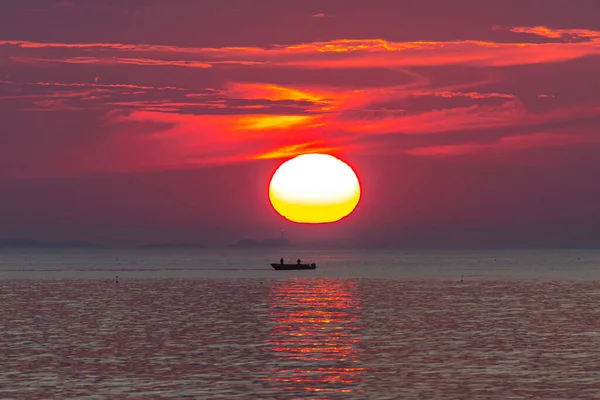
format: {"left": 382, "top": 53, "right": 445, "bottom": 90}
{"left": 269, "top": 154, "right": 361, "bottom": 223}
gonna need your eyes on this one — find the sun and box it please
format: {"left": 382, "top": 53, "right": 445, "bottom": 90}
{"left": 269, "top": 153, "right": 361, "bottom": 223}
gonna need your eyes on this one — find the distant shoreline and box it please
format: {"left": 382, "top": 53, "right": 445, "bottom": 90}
{"left": 1, "top": 238, "right": 599, "bottom": 251}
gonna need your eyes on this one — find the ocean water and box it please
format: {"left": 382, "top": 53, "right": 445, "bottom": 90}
{"left": 2, "top": 248, "right": 600, "bottom": 399}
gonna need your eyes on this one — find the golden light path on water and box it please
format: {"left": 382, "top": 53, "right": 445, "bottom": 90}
{"left": 266, "top": 279, "right": 364, "bottom": 394}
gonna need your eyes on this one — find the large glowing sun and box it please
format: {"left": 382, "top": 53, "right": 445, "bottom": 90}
{"left": 269, "top": 153, "right": 361, "bottom": 223}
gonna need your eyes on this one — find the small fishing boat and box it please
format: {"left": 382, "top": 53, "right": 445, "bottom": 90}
{"left": 271, "top": 262, "right": 317, "bottom": 271}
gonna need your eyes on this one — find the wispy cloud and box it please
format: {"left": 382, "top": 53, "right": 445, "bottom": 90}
{"left": 3, "top": 26, "right": 600, "bottom": 71}
{"left": 425, "top": 91, "right": 516, "bottom": 100}
{"left": 97, "top": 84, "right": 599, "bottom": 168}
{"left": 505, "top": 26, "right": 600, "bottom": 41}
{"left": 2, "top": 25, "right": 600, "bottom": 178}
{"left": 0, "top": 80, "right": 187, "bottom": 91}
{"left": 11, "top": 56, "right": 212, "bottom": 68}
{"left": 407, "top": 132, "right": 600, "bottom": 156}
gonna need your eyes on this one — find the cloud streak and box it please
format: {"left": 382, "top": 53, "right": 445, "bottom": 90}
{"left": 407, "top": 132, "right": 600, "bottom": 156}
{"left": 3, "top": 25, "right": 600, "bottom": 72}
{"left": 2, "top": 25, "right": 600, "bottom": 178}
{"left": 506, "top": 26, "right": 600, "bottom": 41}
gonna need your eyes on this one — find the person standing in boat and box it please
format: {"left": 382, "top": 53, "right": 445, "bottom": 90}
{"left": 297, "top": 258, "right": 301, "bottom": 265}
{"left": 280, "top": 257, "right": 284, "bottom": 265}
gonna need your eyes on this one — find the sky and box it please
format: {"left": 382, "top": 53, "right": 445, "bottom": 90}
{"left": 1, "top": 0, "right": 600, "bottom": 248}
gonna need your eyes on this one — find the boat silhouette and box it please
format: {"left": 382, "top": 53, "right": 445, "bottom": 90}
{"left": 271, "top": 262, "right": 317, "bottom": 271}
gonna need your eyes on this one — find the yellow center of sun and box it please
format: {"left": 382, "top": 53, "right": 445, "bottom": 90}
{"left": 269, "top": 153, "right": 361, "bottom": 223}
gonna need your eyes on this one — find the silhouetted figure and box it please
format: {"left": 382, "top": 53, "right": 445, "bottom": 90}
{"left": 461, "top": 274, "right": 463, "bottom": 283}
{"left": 297, "top": 258, "right": 301, "bottom": 265}
{"left": 280, "top": 257, "right": 284, "bottom": 265}
{"left": 116, "top": 275, "right": 118, "bottom": 284}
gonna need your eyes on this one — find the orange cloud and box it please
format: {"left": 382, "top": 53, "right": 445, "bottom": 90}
{"left": 101, "top": 110, "right": 340, "bottom": 170}
{"left": 253, "top": 141, "right": 340, "bottom": 160}
{"left": 4, "top": 25, "right": 600, "bottom": 71}
{"left": 77, "top": 71, "right": 600, "bottom": 167}
{"left": 224, "top": 82, "right": 355, "bottom": 112}
{"left": 225, "top": 83, "right": 328, "bottom": 104}
{"left": 506, "top": 26, "right": 600, "bottom": 41}
{"left": 236, "top": 115, "right": 318, "bottom": 130}
{"left": 4, "top": 24, "right": 600, "bottom": 177}
{"left": 101, "top": 86, "right": 600, "bottom": 166}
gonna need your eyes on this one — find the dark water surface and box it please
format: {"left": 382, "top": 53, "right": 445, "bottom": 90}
{"left": 2, "top": 249, "right": 600, "bottom": 398}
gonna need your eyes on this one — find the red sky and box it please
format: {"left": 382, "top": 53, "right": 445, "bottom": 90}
{"left": 1, "top": 0, "right": 600, "bottom": 247}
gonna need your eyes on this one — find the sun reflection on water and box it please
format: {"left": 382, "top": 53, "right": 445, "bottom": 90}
{"left": 266, "top": 278, "right": 364, "bottom": 395}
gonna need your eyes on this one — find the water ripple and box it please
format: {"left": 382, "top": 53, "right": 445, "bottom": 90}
{"left": 2, "top": 279, "right": 600, "bottom": 398}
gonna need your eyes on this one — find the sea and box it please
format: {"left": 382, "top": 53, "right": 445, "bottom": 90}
{"left": 2, "top": 248, "right": 600, "bottom": 399}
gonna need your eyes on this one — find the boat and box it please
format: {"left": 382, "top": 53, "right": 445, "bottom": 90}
{"left": 271, "top": 262, "right": 317, "bottom": 271}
